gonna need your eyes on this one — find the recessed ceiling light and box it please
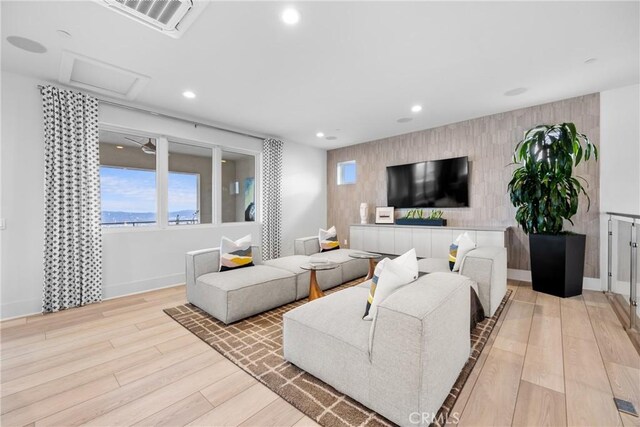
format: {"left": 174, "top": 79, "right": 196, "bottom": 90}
{"left": 182, "top": 90, "right": 196, "bottom": 99}
{"left": 584, "top": 57, "right": 597, "bottom": 64}
{"left": 316, "top": 132, "right": 325, "bottom": 138}
{"left": 504, "top": 87, "right": 528, "bottom": 97}
{"left": 397, "top": 117, "right": 413, "bottom": 123}
{"left": 116, "top": 145, "right": 124, "bottom": 149}
{"left": 325, "top": 136, "right": 337, "bottom": 141}
{"left": 6, "top": 36, "right": 47, "bottom": 54}
{"left": 56, "top": 30, "right": 72, "bottom": 38}
{"left": 221, "top": 160, "right": 227, "bottom": 163}
{"left": 411, "top": 105, "right": 422, "bottom": 113}
{"left": 281, "top": 8, "right": 301, "bottom": 25}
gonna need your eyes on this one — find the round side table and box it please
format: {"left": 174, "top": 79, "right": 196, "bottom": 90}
{"left": 300, "top": 261, "right": 340, "bottom": 301}
{"left": 348, "top": 252, "right": 382, "bottom": 280}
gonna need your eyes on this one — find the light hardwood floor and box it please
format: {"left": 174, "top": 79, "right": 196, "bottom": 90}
{"left": 1, "top": 281, "right": 638, "bottom": 427}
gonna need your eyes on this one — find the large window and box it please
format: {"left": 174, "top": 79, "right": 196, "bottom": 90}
{"left": 168, "top": 140, "right": 213, "bottom": 226}
{"left": 99, "top": 128, "right": 256, "bottom": 228}
{"left": 168, "top": 172, "right": 199, "bottom": 225}
{"left": 99, "top": 130, "right": 157, "bottom": 227}
{"left": 221, "top": 150, "right": 256, "bottom": 223}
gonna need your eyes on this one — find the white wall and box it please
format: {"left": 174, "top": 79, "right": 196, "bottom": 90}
{"left": 0, "top": 73, "right": 45, "bottom": 319}
{"left": 599, "top": 83, "right": 640, "bottom": 293}
{"left": 0, "top": 72, "right": 327, "bottom": 319}
{"left": 281, "top": 141, "right": 327, "bottom": 256}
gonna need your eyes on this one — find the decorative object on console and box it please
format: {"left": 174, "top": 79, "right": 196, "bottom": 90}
{"left": 508, "top": 122, "right": 597, "bottom": 298}
{"left": 449, "top": 232, "right": 476, "bottom": 271}
{"left": 359, "top": 202, "right": 369, "bottom": 224}
{"left": 318, "top": 226, "right": 340, "bottom": 252}
{"left": 375, "top": 206, "right": 395, "bottom": 224}
{"left": 395, "top": 209, "right": 448, "bottom": 226}
{"left": 362, "top": 248, "right": 418, "bottom": 321}
{"left": 219, "top": 234, "right": 254, "bottom": 272}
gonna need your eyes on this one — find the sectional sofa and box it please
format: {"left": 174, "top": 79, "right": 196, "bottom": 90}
{"left": 185, "top": 241, "right": 368, "bottom": 324}
{"left": 283, "top": 272, "right": 472, "bottom": 426}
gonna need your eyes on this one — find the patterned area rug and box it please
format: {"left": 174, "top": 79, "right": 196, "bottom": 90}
{"left": 164, "top": 280, "right": 511, "bottom": 427}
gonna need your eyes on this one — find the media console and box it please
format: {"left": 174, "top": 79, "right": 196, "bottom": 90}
{"left": 349, "top": 224, "right": 508, "bottom": 258}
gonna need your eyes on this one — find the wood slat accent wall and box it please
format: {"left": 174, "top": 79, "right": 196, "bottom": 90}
{"left": 327, "top": 94, "right": 600, "bottom": 277}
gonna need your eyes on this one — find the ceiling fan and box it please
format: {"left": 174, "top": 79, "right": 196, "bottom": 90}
{"left": 125, "top": 137, "right": 156, "bottom": 155}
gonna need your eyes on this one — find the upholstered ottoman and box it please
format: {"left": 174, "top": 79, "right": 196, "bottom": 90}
{"left": 283, "top": 272, "right": 471, "bottom": 426}
{"left": 186, "top": 246, "right": 297, "bottom": 324}
{"left": 264, "top": 255, "right": 343, "bottom": 299}
{"left": 417, "top": 246, "right": 507, "bottom": 317}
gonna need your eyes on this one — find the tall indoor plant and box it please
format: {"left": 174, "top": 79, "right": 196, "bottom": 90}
{"left": 508, "top": 123, "right": 598, "bottom": 297}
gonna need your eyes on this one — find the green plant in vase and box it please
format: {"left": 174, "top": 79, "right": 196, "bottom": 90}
{"left": 507, "top": 122, "right": 597, "bottom": 297}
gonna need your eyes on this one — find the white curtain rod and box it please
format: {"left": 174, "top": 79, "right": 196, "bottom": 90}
{"left": 37, "top": 84, "right": 266, "bottom": 141}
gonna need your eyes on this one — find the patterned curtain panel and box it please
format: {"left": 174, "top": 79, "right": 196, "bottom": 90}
{"left": 42, "top": 85, "right": 102, "bottom": 313}
{"left": 261, "top": 138, "right": 284, "bottom": 260}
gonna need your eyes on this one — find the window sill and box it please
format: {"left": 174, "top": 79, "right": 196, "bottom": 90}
{"left": 101, "top": 222, "right": 262, "bottom": 234}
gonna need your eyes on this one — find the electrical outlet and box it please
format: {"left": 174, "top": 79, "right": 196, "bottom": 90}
{"left": 344, "top": 239, "right": 348, "bottom": 245}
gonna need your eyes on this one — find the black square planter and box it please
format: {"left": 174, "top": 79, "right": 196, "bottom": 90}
{"left": 529, "top": 233, "right": 586, "bottom": 298}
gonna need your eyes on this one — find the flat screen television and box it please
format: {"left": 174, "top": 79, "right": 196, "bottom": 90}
{"left": 387, "top": 156, "right": 469, "bottom": 208}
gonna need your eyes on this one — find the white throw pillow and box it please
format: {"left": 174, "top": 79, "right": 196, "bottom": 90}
{"left": 363, "top": 249, "right": 418, "bottom": 321}
{"left": 362, "top": 258, "right": 390, "bottom": 319}
{"left": 219, "top": 234, "right": 254, "bottom": 272}
{"left": 318, "top": 226, "right": 340, "bottom": 252}
{"left": 450, "top": 232, "right": 476, "bottom": 272}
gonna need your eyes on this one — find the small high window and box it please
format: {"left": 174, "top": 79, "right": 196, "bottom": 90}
{"left": 337, "top": 160, "right": 356, "bottom": 185}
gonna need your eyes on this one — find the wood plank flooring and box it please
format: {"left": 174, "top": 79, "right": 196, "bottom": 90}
{"left": 1, "top": 281, "right": 638, "bottom": 427}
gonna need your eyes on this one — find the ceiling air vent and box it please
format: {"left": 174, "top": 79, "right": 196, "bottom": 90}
{"left": 101, "top": 0, "right": 208, "bottom": 38}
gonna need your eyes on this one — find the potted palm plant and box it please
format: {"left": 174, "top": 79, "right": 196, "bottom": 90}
{"left": 508, "top": 123, "right": 597, "bottom": 297}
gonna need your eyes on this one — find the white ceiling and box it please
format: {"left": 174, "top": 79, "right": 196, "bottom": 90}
{"left": 2, "top": 1, "right": 639, "bottom": 149}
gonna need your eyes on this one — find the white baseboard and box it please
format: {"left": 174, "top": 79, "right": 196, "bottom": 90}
{"left": 507, "top": 268, "right": 532, "bottom": 282}
{"left": 507, "top": 268, "right": 603, "bottom": 291}
{"left": 102, "top": 273, "right": 185, "bottom": 300}
{"left": 0, "top": 299, "right": 42, "bottom": 321}
{"left": 0, "top": 273, "right": 186, "bottom": 321}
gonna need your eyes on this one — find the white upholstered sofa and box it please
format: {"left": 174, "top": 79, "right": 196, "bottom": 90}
{"left": 283, "top": 272, "right": 472, "bottom": 426}
{"left": 185, "top": 243, "right": 368, "bottom": 324}
{"left": 417, "top": 246, "right": 507, "bottom": 316}
{"left": 294, "top": 236, "right": 370, "bottom": 283}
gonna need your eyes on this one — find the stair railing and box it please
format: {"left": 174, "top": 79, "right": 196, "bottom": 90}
{"left": 606, "top": 212, "right": 639, "bottom": 332}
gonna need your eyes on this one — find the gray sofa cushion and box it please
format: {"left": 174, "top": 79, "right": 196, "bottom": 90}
{"left": 417, "top": 257, "right": 450, "bottom": 273}
{"left": 283, "top": 286, "right": 373, "bottom": 407}
{"left": 194, "top": 265, "right": 296, "bottom": 324}
{"left": 264, "top": 255, "right": 343, "bottom": 299}
{"left": 461, "top": 246, "right": 507, "bottom": 317}
{"left": 294, "top": 236, "right": 321, "bottom": 256}
{"left": 417, "top": 258, "right": 480, "bottom": 295}
{"left": 310, "top": 249, "right": 368, "bottom": 282}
